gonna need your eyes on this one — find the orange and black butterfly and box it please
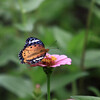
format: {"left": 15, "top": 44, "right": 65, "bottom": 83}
{"left": 18, "top": 37, "right": 49, "bottom": 64}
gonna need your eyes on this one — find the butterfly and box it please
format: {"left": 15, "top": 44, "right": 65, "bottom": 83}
{"left": 18, "top": 37, "right": 49, "bottom": 64}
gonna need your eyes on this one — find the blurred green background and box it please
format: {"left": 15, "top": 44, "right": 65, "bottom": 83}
{"left": 0, "top": 0, "right": 100, "bottom": 100}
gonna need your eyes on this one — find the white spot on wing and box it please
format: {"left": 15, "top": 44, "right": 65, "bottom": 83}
{"left": 29, "top": 41, "right": 32, "bottom": 44}
{"left": 29, "top": 40, "right": 39, "bottom": 44}
{"left": 39, "top": 57, "right": 44, "bottom": 59}
{"left": 32, "top": 40, "right": 39, "bottom": 43}
{"left": 35, "top": 57, "right": 44, "bottom": 61}
{"left": 33, "top": 60, "right": 36, "bottom": 62}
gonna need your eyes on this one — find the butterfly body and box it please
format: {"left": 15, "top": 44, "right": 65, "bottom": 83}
{"left": 19, "top": 37, "right": 49, "bottom": 64}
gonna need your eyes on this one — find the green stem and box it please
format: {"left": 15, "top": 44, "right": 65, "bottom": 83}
{"left": 72, "top": 81, "right": 77, "bottom": 95}
{"left": 79, "top": 0, "right": 95, "bottom": 94}
{"left": 47, "top": 74, "right": 51, "bottom": 100}
{"left": 18, "top": 0, "right": 26, "bottom": 25}
{"left": 43, "top": 67, "right": 53, "bottom": 100}
{"left": 80, "top": 0, "right": 95, "bottom": 71}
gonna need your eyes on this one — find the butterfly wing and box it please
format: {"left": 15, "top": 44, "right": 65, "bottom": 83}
{"left": 19, "top": 37, "right": 49, "bottom": 64}
{"left": 25, "top": 37, "right": 44, "bottom": 47}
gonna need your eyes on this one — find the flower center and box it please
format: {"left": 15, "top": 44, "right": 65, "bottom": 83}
{"left": 41, "top": 56, "right": 57, "bottom": 66}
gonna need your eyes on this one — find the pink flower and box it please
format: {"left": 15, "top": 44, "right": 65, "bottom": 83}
{"left": 34, "top": 84, "right": 41, "bottom": 96}
{"left": 36, "top": 84, "right": 40, "bottom": 89}
{"left": 29, "top": 53, "right": 72, "bottom": 67}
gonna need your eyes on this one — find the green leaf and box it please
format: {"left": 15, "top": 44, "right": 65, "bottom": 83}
{"left": 90, "top": 34, "right": 100, "bottom": 44}
{"left": 37, "top": 0, "right": 74, "bottom": 21}
{"left": 93, "top": 6, "right": 100, "bottom": 19}
{"left": 0, "top": 37, "right": 25, "bottom": 66}
{"left": 25, "top": 67, "right": 46, "bottom": 84}
{"left": 14, "top": 18, "right": 36, "bottom": 32}
{"left": 85, "top": 50, "right": 100, "bottom": 69}
{"left": 71, "top": 96, "right": 100, "bottom": 100}
{"left": 0, "top": 75, "right": 33, "bottom": 98}
{"left": 95, "top": 0, "right": 100, "bottom": 5}
{"left": 42, "top": 72, "right": 88, "bottom": 94}
{"left": 68, "top": 31, "right": 84, "bottom": 56}
{"left": 53, "top": 26, "right": 73, "bottom": 50}
{"left": 0, "top": 26, "right": 16, "bottom": 37}
{"left": 88, "top": 86, "right": 100, "bottom": 97}
{"left": 55, "top": 88, "right": 71, "bottom": 100}
{"left": 16, "top": 0, "right": 44, "bottom": 13}
{"left": 37, "top": 26, "right": 55, "bottom": 46}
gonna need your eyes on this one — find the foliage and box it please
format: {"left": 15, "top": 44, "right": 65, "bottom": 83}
{"left": 0, "top": 0, "right": 100, "bottom": 100}
{"left": 72, "top": 96, "right": 100, "bottom": 100}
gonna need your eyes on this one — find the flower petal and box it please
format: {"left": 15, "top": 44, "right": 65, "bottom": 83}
{"left": 50, "top": 64, "right": 61, "bottom": 67}
{"left": 66, "top": 58, "right": 72, "bottom": 65}
{"left": 56, "top": 55, "right": 67, "bottom": 62}
{"left": 54, "top": 57, "right": 72, "bottom": 66}
{"left": 38, "top": 64, "right": 47, "bottom": 67}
